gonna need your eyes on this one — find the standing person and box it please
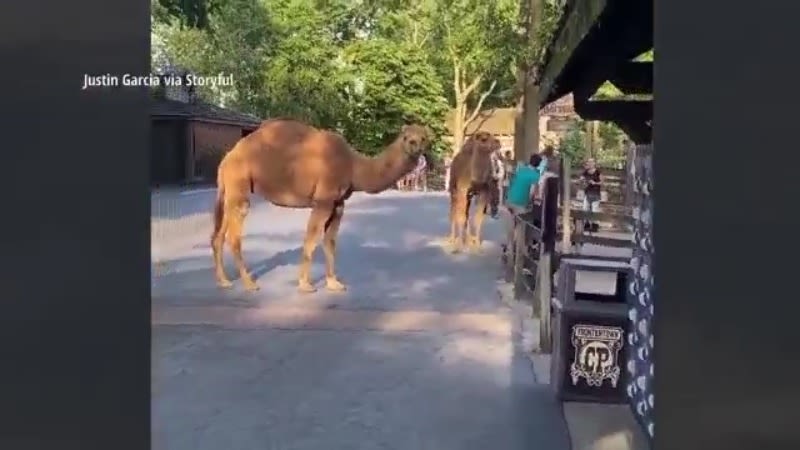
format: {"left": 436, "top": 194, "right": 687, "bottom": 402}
{"left": 503, "top": 153, "right": 546, "bottom": 250}
{"left": 414, "top": 154, "right": 428, "bottom": 191}
{"left": 498, "top": 150, "right": 513, "bottom": 203}
{"left": 483, "top": 148, "right": 505, "bottom": 219}
{"left": 581, "top": 157, "right": 602, "bottom": 232}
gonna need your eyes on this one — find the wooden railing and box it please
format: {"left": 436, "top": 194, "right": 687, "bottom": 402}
{"left": 503, "top": 175, "right": 560, "bottom": 352}
{"left": 503, "top": 158, "right": 637, "bottom": 354}
{"left": 558, "top": 159, "right": 634, "bottom": 252}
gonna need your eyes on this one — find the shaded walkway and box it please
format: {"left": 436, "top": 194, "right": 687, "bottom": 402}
{"left": 152, "top": 191, "right": 571, "bottom": 450}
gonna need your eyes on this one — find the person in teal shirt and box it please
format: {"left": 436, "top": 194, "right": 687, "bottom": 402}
{"left": 503, "top": 153, "right": 546, "bottom": 255}
{"left": 506, "top": 153, "right": 545, "bottom": 210}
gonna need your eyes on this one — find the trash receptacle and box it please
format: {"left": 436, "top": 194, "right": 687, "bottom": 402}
{"left": 550, "top": 258, "right": 632, "bottom": 403}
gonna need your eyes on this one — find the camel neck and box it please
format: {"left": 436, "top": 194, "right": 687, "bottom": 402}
{"left": 352, "top": 141, "right": 415, "bottom": 193}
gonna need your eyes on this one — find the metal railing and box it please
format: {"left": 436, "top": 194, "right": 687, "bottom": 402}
{"left": 151, "top": 186, "right": 218, "bottom": 280}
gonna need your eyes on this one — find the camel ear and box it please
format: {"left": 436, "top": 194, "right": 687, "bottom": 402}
{"left": 401, "top": 124, "right": 410, "bottom": 133}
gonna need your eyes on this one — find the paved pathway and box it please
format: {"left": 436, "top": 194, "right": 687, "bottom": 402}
{"left": 152, "top": 191, "right": 572, "bottom": 450}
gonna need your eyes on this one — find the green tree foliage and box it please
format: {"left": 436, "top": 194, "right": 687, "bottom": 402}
{"left": 560, "top": 119, "right": 627, "bottom": 168}
{"left": 341, "top": 38, "right": 449, "bottom": 156}
{"left": 635, "top": 49, "right": 654, "bottom": 62}
{"left": 261, "top": 0, "right": 350, "bottom": 127}
{"left": 561, "top": 121, "right": 586, "bottom": 164}
{"left": 425, "top": 0, "right": 522, "bottom": 151}
{"left": 152, "top": 0, "right": 274, "bottom": 113}
{"left": 152, "top": 0, "right": 567, "bottom": 161}
{"left": 154, "top": 0, "right": 220, "bottom": 29}
{"left": 596, "top": 121, "right": 626, "bottom": 168}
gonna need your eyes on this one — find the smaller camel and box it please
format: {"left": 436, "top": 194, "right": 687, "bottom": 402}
{"left": 211, "top": 119, "right": 430, "bottom": 292}
{"left": 446, "top": 131, "right": 502, "bottom": 251}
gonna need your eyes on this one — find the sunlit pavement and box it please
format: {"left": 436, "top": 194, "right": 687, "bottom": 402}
{"left": 152, "top": 191, "right": 571, "bottom": 450}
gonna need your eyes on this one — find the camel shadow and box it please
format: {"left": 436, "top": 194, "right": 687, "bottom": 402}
{"left": 151, "top": 189, "right": 266, "bottom": 221}
{"left": 153, "top": 192, "right": 506, "bottom": 312}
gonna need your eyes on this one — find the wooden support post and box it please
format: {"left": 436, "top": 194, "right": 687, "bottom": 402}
{"left": 561, "top": 156, "right": 572, "bottom": 253}
{"left": 513, "top": 214, "right": 527, "bottom": 300}
{"left": 534, "top": 176, "right": 559, "bottom": 352}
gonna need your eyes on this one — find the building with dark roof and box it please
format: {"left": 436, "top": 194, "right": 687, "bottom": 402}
{"left": 150, "top": 84, "right": 261, "bottom": 186}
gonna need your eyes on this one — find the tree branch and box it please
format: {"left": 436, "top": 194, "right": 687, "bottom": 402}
{"left": 417, "top": 32, "right": 431, "bottom": 48}
{"left": 462, "top": 74, "right": 484, "bottom": 98}
{"left": 453, "top": 60, "right": 462, "bottom": 101}
{"left": 463, "top": 79, "right": 498, "bottom": 131}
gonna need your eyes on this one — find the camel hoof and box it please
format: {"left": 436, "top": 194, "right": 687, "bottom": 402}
{"left": 297, "top": 281, "right": 317, "bottom": 293}
{"left": 468, "top": 238, "right": 482, "bottom": 252}
{"left": 217, "top": 279, "right": 233, "bottom": 289}
{"left": 243, "top": 280, "right": 260, "bottom": 292}
{"left": 325, "top": 278, "right": 347, "bottom": 292}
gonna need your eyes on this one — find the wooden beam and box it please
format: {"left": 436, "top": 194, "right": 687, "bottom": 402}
{"left": 561, "top": 233, "right": 635, "bottom": 248}
{"left": 614, "top": 119, "right": 652, "bottom": 144}
{"left": 609, "top": 62, "right": 653, "bottom": 95}
{"left": 538, "top": 0, "right": 609, "bottom": 105}
{"left": 567, "top": 209, "right": 635, "bottom": 225}
{"left": 538, "top": 0, "right": 654, "bottom": 106}
{"left": 574, "top": 97, "right": 652, "bottom": 122}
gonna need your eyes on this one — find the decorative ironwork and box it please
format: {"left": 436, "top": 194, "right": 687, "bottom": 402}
{"left": 625, "top": 144, "right": 655, "bottom": 439}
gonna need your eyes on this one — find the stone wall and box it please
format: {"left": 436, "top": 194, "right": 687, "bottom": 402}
{"left": 626, "top": 143, "right": 655, "bottom": 440}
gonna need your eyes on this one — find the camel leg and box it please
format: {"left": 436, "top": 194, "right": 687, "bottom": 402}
{"left": 448, "top": 189, "right": 469, "bottom": 252}
{"left": 469, "top": 192, "right": 488, "bottom": 251}
{"left": 297, "top": 204, "right": 333, "bottom": 293}
{"left": 463, "top": 193, "right": 473, "bottom": 242}
{"left": 226, "top": 198, "right": 258, "bottom": 291}
{"left": 447, "top": 192, "right": 459, "bottom": 245}
{"left": 322, "top": 202, "right": 346, "bottom": 292}
{"left": 211, "top": 208, "right": 232, "bottom": 288}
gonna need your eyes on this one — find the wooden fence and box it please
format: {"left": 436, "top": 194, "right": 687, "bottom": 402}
{"left": 557, "top": 160, "right": 635, "bottom": 253}
{"left": 502, "top": 157, "right": 637, "bottom": 353}
{"left": 502, "top": 175, "right": 560, "bottom": 351}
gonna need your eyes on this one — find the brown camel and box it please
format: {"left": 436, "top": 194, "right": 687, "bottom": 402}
{"left": 211, "top": 119, "right": 431, "bottom": 292}
{"left": 447, "top": 131, "right": 501, "bottom": 251}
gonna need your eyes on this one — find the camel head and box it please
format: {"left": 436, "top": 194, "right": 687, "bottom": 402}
{"left": 397, "top": 124, "right": 431, "bottom": 159}
{"left": 464, "top": 131, "right": 501, "bottom": 185}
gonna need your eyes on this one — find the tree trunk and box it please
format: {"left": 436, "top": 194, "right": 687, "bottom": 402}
{"left": 513, "top": 68, "right": 526, "bottom": 163}
{"left": 511, "top": 42, "right": 527, "bottom": 301}
{"left": 513, "top": 0, "right": 544, "bottom": 303}
{"left": 452, "top": 102, "right": 465, "bottom": 156}
{"left": 584, "top": 120, "right": 598, "bottom": 159}
{"left": 523, "top": 82, "right": 540, "bottom": 159}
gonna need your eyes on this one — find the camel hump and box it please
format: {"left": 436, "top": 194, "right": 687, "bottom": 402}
{"left": 260, "top": 117, "right": 313, "bottom": 127}
{"left": 252, "top": 118, "right": 320, "bottom": 152}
